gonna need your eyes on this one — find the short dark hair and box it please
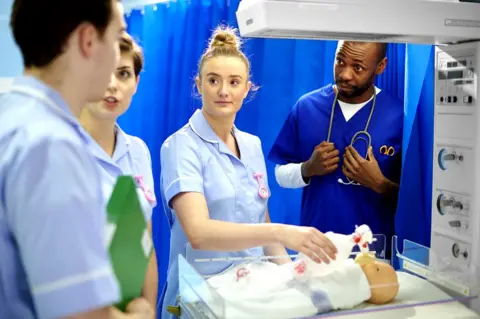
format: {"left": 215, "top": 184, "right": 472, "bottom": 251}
{"left": 119, "top": 32, "right": 144, "bottom": 77}
{"left": 10, "top": 0, "right": 117, "bottom": 68}
{"left": 376, "top": 43, "right": 387, "bottom": 63}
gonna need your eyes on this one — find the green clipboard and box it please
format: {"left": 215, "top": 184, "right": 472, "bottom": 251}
{"left": 105, "top": 175, "right": 153, "bottom": 311}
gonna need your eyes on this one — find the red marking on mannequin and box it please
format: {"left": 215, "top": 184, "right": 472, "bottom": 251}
{"left": 294, "top": 261, "right": 306, "bottom": 274}
{"left": 353, "top": 234, "right": 362, "bottom": 243}
{"left": 362, "top": 242, "right": 368, "bottom": 248}
{"left": 236, "top": 268, "right": 249, "bottom": 281}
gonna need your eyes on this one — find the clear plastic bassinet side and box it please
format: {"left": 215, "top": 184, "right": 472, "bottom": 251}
{"left": 392, "top": 235, "right": 480, "bottom": 305}
{"left": 177, "top": 254, "right": 224, "bottom": 319}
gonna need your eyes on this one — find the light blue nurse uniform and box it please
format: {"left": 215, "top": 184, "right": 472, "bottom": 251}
{"left": 0, "top": 76, "right": 120, "bottom": 319}
{"left": 88, "top": 124, "right": 157, "bottom": 222}
{"left": 159, "top": 109, "right": 271, "bottom": 319}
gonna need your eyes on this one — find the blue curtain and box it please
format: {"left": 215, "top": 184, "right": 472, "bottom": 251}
{"left": 120, "top": 0, "right": 434, "bottom": 309}
{"left": 393, "top": 45, "right": 434, "bottom": 265}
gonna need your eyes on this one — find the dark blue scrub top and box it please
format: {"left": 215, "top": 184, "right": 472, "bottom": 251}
{"left": 268, "top": 84, "right": 403, "bottom": 257}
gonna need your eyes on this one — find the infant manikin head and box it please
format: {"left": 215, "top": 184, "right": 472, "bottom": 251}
{"left": 359, "top": 260, "right": 399, "bottom": 304}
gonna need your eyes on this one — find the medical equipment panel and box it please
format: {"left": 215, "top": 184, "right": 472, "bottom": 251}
{"left": 434, "top": 189, "right": 471, "bottom": 241}
{"left": 435, "top": 114, "right": 476, "bottom": 140}
{"left": 434, "top": 144, "right": 473, "bottom": 195}
{"left": 431, "top": 232, "right": 472, "bottom": 269}
{"left": 431, "top": 41, "right": 480, "bottom": 313}
{"left": 436, "top": 51, "right": 476, "bottom": 109}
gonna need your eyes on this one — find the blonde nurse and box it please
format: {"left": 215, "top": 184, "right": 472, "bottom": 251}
{"left": 159, "top": 25, "right": 337, "bottom": 319}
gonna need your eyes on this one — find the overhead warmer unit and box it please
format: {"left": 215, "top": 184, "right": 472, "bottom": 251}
{"left": 235, "top": 0, "right": 480, "bottom": 45}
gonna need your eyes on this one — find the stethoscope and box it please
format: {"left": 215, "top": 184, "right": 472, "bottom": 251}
{"left": 327, "top": 87, "right": 377, "bottom": 186}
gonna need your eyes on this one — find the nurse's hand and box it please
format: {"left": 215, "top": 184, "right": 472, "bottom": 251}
{"left": 302, "top": 141, "right": 340, "bottom": 178}
{"left": 280, "top": 225, "right": 337, "bottom": 264}
{"left": 125, "top": 297, "right": 155, "bottom": 318}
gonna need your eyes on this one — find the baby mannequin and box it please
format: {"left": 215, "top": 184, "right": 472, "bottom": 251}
{"left": 358, "top": 255, "right": 400, "bottom": 304}
{"left": 290, "top": 224, "right": 398, "bottom": 305}
{"left": 203, "top": 225, "right": 399, "bottom": 319}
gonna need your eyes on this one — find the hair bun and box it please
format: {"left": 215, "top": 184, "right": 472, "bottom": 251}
{"left": 209, "top": 26, "right": 241, "bottom": 50}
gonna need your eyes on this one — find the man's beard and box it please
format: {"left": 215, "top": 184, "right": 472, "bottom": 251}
{"left": 335, "top": 80, "right": 372, "bottom": 98}
{"left": 335, "top": 71, "right": 376, "bottom": 99}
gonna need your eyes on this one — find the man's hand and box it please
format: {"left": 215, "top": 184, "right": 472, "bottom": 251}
{"left": 302, "top": 141, "right": 340, "bottom": 179}
{"left": 342, "top": 146, "right": 387, "bottom": 193}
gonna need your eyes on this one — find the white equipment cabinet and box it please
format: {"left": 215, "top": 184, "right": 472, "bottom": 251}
{"left": 432, "top": 41, "right": 480, "bottom": 312}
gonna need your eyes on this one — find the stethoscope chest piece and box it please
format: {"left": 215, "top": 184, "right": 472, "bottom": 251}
{"left": 331, "top": 87, "right": 377, "bottom": 186}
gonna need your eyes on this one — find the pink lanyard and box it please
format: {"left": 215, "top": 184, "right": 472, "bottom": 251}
{"left": 134, "top": 175, "right": 156, "bottom": 204}
{"left": 253, "top": 172, "right": 269, "bottom": 199}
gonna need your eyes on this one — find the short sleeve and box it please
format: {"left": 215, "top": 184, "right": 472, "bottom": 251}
{"left": 267, "top": 102, "right": 302, "bottom": 165}
{"left": 160, "top": 132, "right": 204, "bottom": 208}
{"left": 5, "top": 137, "right": 119, "bottom": 319}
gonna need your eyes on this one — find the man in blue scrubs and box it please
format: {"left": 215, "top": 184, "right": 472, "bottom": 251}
{"left": 0, "top": 0, "right": 153, "bottom": 318}
{"left": 268, "top": 41, "right": 403, "bottom": 259}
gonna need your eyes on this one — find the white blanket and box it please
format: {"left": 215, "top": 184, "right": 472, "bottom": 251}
{"left": 308, "top": 259, "right": 371, "bottom": 310}
{"left": 187, "top": 267, "right": 480, "bottom": 319}
{"left": 206, "top": 261, "right": 317, "bottom": 319}
{"left": 204, "top": 258, "right": 371, "bottom": 319}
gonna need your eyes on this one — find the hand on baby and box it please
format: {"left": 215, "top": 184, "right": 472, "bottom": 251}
{"left": 279, "top": 225, "right": 337, "bottom": 264}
